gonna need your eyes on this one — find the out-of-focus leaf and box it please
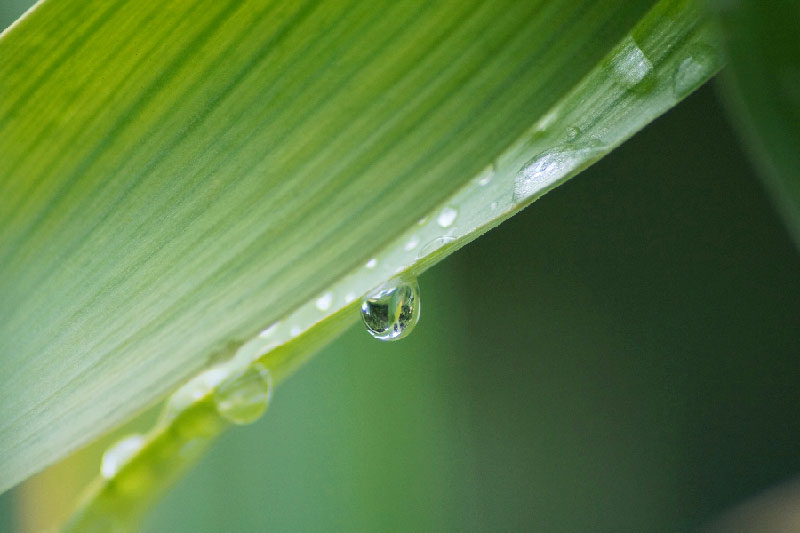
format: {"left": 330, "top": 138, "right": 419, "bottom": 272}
{"left": 716, "top": 0, "right": 800, "bottom": 245}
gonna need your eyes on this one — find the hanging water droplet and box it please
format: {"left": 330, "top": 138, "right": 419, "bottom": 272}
{"left": 360, "top": 278, "right": 420, "bottom": 341}
{"left": 610, "top": 36, "right": 653, "bottom": 89}
{"left": 436, "top": 206, "right": 458, "bottom": 228}
{"left": 673, "top": 45, "right": 718, "bottom": 99}
{"left": 213, "top": 363, "right": 272, "bottom": 425}
{"left": 101, "top": 434, "right": 145, "bottom": 479}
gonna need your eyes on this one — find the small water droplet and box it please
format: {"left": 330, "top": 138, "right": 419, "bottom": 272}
{"left": 360, "top": 278, "right": 420, "bottom": 341}
{"left": 417, "top": 216, "right": 428, "bottom": 226}
{"left": 490, "top": 201, "right": 498, "bottom": 211}
{"left": 101, "top": 434, "right": 144, "bottom": 479}
{"left": 513, "top": 144, "right": 604, "bottom": 203}
{"left": 344, "top": 292, "right": 356, "bottom": 304}
{"left": 259, "top": 323, "right": 278, "bottom": 338}
{"left": 213, "top": 363, "right": 272, "bottom": 425}
{"left": 437, "top": 207, "right": 458, "bottom": 228}
{"left": 315, "top": 292, "right": 333, "bottom": 311}
{"left": 290, "top": 326, "right": 301, "bottom": 337}
{"left": 610, "top": 36, "right": 653, "bottom": 89}
{"left": 566, "top": 126, "right": 580, "bottom": 141}
{"left": 673, "top": 45, "right": 718, "bottom": 99}
{"left": 404, "top": 235, "right": 420, "bottom": 251}
{"left": 475, "top": 165, "right": 494, "bottom": 186}
{"left": 365, "top": 258, "right": 378, "bottom": 269}
{"left": 536, "top": 108, "right": 560, "bottom": 132}
{"left": 416, "top": 236, "right": 456, "bottom": 259}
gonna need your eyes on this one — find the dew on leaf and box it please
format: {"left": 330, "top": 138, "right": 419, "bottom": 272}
{"left": 360, "top": 278, "right": 420, "bottom": 341}
{"left": 213, "top": 363, "right": 273, "bottom": 425}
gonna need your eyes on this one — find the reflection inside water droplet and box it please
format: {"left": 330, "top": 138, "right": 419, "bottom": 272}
{"left": 213, "top": 363, "right": 272, "bottom": 425}
{"left": 101, "top": 434, "right": 144, "bottom": 479}
{"left": 360, "top": 278, "right": 420, "bottom": 341}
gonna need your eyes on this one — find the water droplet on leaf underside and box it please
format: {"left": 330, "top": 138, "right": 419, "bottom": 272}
{"left": 101, "top": 434, "right": 145, "bottom": 479}
{"left": 213, "top": 363, "right": 273, "bottom": 425}
{"left": 361, "top": 278, "right": 420, "bottom": 341}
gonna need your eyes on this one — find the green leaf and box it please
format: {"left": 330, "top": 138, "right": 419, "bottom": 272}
{"left": 0, "top": 0, "right": 721, "bottom": 498}
{"left": 715, "top": 0, "right": 800, "bottom": 246}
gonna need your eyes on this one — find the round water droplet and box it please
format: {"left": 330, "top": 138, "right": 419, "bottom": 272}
{"left": 404, "top": 235, "right": 420, "bottom": 251}
{"left": 315, "top": 292, "right": 333, "bottom": 311}
{"left": 673, "top": 45, "right": 718, "bottom": 99}
{"left": 360, "top": 278, "right": 420, "bottom": 341}
{"left": 475, "top": 164, "right": 495, "bottom": 186}
{"left": 365, "top": 258, "right": 378, "bottom": 269}
{"left": 566, "top": 126, "right": 580, "bottom": 141}
{"left": 436, "top": 207, "right": 458, "bottom": 228}
{"left": 101, "top": 434, "right": 144, "bottom": 479}
{"left": 610, "top": 36, "right": 653, "bottom": 89}
{"left": 213, "top": 363, "right": 272, "bottom": 425}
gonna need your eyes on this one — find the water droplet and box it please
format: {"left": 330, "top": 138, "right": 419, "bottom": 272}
{"left": 475, "top": 165, "right": 494, "bottom": 186}
{"left": 404, "top": 235, "right": 420, "bottom": 251}
{"left": 360, "top": 278, "right": 420, "bottom": 341}
{"left": 365, "top": 258, "right": 378, "bottom": 269}
{"left": 437, "top": 207, "right": 458, "bottom": 228}
{"left": 673, "top": 45, "right": 718, "bottom": 99}
{"left": 417, "top": 216, "right": 428, "bottom": 226}
{"left": 315, "top": 292, "right": 333, "bottom": 311}
{"left": 259, "top": 323, "right": 278, "bottom": 338}
{"left": 610, "top": 36, "right": 653, "bottom": 89}
{"left": 416, "top": 236, "right": 456, "bottom": 259}
{"left": 163, "top": 366, "right": 228, "bottom": 420}
{"left": 344, "top": 292, "right": 356, "bottom": 304}
{"left": 101, "top": 434, "right": 144, "bottom": 479}
{"left": 213, "top": 363, "right": 272, "bottom": 425}
{"left": 513, "top": 144, "right": 604, "bottom": 203}
{"left": 290, "top": 326, "right": 301, "bottom": 337}
{"left": 490, "top": 201, "right": 498, "bottom": 211}
{"left": 536, "top": 108, "right": 560, "bottom": 132}
{"left": 566, "top": 126, "right": 580, "bottom": 141}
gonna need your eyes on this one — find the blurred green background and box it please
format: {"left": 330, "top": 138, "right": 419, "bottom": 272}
{"left": 2, "top": 2, "right": 799, "bottom": 531}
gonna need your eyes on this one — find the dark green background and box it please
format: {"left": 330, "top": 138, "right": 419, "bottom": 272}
{"left": 2, "top": 2, "right": 799, "bottom": 531}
